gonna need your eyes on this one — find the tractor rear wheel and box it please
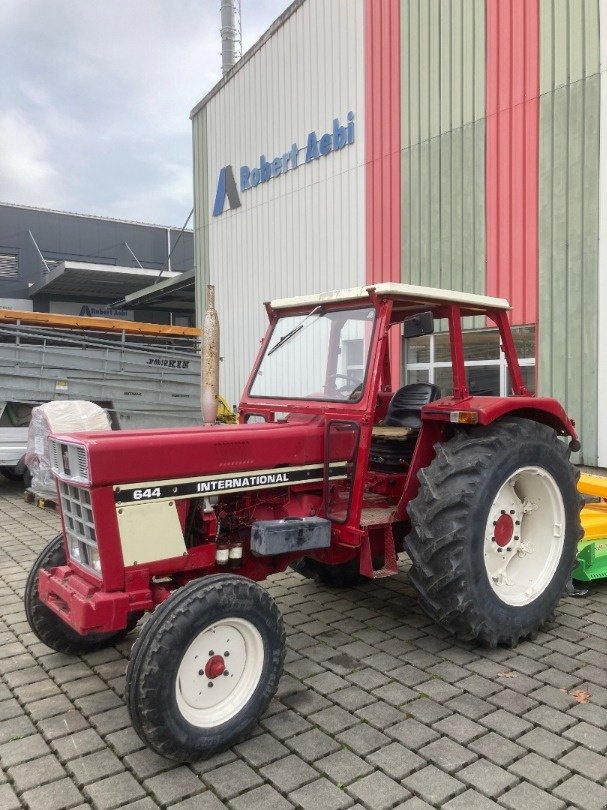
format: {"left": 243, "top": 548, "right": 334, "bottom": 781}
{"left": 405, "top": 418, "right": 582, "bottom": 647}
{"left": 125, "top": 574, "right": 285, "bottom": 761}
{"left": 25, "top": 534, "right": 141, "bottom": 654}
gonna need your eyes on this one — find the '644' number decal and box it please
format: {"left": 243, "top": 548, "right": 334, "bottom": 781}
{"left": 133, "top": 487, "right": 161, "bottom": 500}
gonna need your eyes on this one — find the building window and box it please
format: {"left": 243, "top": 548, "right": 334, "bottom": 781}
{"left": 343, "top": 338, "right": 364, "bottom": 380}
{"left": 405, "top": 326, "right": 535, "bottom": 396}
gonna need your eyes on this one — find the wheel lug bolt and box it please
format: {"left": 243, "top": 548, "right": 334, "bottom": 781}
{"left": 510, "top": 510, "right": 515, "bottom": 515}
{"left": 224, "top": 651, "right": 230, "bottom": 657}
{"left": 223, "top": 670, "right": 229, "bottom": 676}
{"left": 497, "top": 548, "right": 503, "bottom": 553}
{"left": 491, "top": 537, "right": 496, "bottom": 543}
{"left": 209, "top": 650, "right": 214, "bottom": 656}
{"left": 493, "top": 521, "right": 497, "bottom": 526}
{"left": 198, "top": 669, "right": 203, "bottom": 676}
{"left": 514, "top": 536, "right": 519, "bottom": 541}
{"left": 515, "top": 520, "right": 520, "bottom": 525}
{"left": 506, "top": 548, "right": 512, "bottom": 552}
{"left": 500, "top": 510, "right": 506, "bottom": 515}
{"left": 208, "top": 682, "right": 214, "bottom": 688}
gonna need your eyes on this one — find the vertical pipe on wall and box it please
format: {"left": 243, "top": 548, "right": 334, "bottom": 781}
{"left": 364, "top": 0, "right": 401, "bottom": 385}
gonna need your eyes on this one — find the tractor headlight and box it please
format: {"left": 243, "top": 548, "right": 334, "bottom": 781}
{"left": 58, "top": 482, "right": 101, "bottom": 577}
{"left": 68, "top": 538, "right": 82, "bottom": 563}
{"left": 88, "top": 548, "right": 102, "bottom": 574}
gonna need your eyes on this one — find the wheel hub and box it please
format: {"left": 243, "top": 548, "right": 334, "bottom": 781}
{"left": 204, "top": 654, "right": 226, "bottom": 679}
{"left": 483, "top": 466, "right": 565, "bottom": 606}
{"left": 493, "top": 513, "right": 514, "bottom": 547}
{"left": 175, "top": 618, "right": 264, "bottom": 728}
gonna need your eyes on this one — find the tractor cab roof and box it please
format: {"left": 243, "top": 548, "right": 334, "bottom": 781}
{"left": 270, "top": 282, "right": 510, "bottom": 318}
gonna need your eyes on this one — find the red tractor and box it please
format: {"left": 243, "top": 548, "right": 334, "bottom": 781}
{"left": 24, "top": 283, "right": 582, "bottom": 761}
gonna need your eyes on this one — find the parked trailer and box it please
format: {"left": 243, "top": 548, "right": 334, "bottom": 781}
{"left": 0, "top": 309, "right": 206, "bottom": 478}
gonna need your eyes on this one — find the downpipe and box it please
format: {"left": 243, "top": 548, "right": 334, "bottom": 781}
{"left": 201, "top": 285, "right": 220, "bottom": 424}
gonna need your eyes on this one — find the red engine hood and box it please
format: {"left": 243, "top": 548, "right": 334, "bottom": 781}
{"left": 51, "top": 420, "right": 328, "bottom": 486}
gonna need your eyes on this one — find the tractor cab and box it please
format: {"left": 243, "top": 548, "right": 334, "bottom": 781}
{"left": 240, "top": 282, "right": 533, "bottom": 416}
{"left": 238, "top": 283, "right": 567, "bottom": 577}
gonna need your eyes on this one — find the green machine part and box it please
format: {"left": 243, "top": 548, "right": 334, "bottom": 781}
{"left": 573, "top": 538, "right": 607, "bottom": 582}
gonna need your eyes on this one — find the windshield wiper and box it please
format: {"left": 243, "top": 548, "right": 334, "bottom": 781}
{"left": 267, "top": 306, "right": 323, "bottom": 356}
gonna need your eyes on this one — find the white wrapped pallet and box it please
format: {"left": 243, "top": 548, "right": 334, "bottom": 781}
{"left": 25, "top": 401, "right": 111, "bottom": 500}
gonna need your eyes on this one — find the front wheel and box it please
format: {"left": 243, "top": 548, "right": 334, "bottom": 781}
{"left": 24, "top": 534, "right": 142, "bottom": 654}
{"left": 125, "top": 574, "right": 285, "bottom": 762}
{"left": 405, "top": 418, "right": 582, "bottom": 647}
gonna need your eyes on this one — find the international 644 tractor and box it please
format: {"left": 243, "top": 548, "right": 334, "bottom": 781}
{"left": 25, "top": 284, "right": 582, "bottom": 761}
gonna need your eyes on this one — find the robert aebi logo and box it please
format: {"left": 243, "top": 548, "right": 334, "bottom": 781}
{"left": 213, "top": 112, "right": 355, "bottom": 217}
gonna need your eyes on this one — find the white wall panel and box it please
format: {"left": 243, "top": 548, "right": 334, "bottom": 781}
{"left": 598, "top": 0, "right": 607, "bottom": 466}
{"left": 194, "top": 0, "right": 365, "bottom": 406}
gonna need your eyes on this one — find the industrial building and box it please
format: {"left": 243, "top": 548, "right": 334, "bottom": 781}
{"left": 191, "top": 0, "right": 605, "bottom": 467}
{"left": 0, "top": 202, "right": 194, "bottom": 324}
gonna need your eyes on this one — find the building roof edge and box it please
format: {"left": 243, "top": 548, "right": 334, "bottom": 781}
{"left": 190, "top": 0, "right": 307, "bottom": 119}
{"left": 0, "top": 201, "right": 193, "bottom": 232}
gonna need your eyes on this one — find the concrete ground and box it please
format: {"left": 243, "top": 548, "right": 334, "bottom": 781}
{"left": 0, "top": 477, "right": 606, "bottom": 810}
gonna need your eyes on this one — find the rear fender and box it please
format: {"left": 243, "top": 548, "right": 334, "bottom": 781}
{"left": 422, "top": 397, "right": 578, "bottom": 442}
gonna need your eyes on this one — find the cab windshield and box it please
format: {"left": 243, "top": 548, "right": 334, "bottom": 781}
{"left": 249, "top": 305, "right": 376, "bottom": 401}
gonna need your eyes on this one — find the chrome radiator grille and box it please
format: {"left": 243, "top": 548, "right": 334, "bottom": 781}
{"left": 58, "top": 482, "right": 100, "bottom": 574}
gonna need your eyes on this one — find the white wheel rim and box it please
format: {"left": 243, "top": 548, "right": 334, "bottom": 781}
{"left": 483, "top": 466, "right": 565, "bottom": 607}
{"left": 175, "top": 617, "right": 264, "bottom": 728}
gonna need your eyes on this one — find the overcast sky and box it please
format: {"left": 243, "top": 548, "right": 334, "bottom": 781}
{"left": 0, "top": 0, "right": 291, "bottom": 228}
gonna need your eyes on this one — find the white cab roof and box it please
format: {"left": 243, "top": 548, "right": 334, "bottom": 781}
{"left": 270, "top": 282, "right": 511, "bottom": 311}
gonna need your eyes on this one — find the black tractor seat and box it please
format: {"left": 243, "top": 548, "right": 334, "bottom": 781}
{"left": 369, "top": 383, "right": 441, "bottom": 472}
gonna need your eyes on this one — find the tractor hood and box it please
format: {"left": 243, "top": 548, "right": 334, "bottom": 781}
{"left": 50, "top": 419, "right": 327, "bottom": 488}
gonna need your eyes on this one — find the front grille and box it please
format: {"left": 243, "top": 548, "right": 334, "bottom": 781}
{"left": 49, "top": 440, "right": 61, "bottom": 472}
{"left": 49, "top": 440, "right": 89, "bottom": 483}
{"left": 58, "top": 482, "right": 100, "bottom": 574}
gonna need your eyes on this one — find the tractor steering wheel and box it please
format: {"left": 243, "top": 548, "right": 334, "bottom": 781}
{"left": 327, "top": 373, "right": 363, "bottom": 400}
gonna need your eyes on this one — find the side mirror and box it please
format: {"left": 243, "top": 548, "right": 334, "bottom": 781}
{"left": 403, "top": 311, "right": 434, "bottom": 339}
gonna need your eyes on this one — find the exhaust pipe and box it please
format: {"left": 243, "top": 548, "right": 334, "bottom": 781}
{"left": 220, "top": 0, "right": 241, "bottom": 76}
{"left": 201, "top": 285, "right": 220, "bottom": 424}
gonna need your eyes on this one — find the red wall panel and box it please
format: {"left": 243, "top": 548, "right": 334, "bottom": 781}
{"left": 486, "top": 0, "right": 539, "bottom": 326}
{"left": 364, "top": 0, "right": 401, "bottom": 382}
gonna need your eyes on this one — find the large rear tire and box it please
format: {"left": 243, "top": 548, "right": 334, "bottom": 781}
{"left": 25, "top": 534, "right": 141, "bottom": 654}
{"left": 125, "top": 574, "right": 285, "bottom": 762}
{"left": 405, "top": 418, "right": 582, "bottom": 647}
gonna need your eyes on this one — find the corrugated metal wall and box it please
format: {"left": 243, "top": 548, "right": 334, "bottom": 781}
{"left": 365, "top": 0, "right": 402, "bottom": 383}
{"left": 400, "top": 0, "right": 486, "bottom": 312}
{"left": 192, "top": 0, "right": 365, "bottom": 405}
{"left": 486, "top": 0, "right": 539, "bottom": 326}
{"left": 598, "top": 0, "right": 607, "bottom": 467}
{"left": 538, "top": 0, "right": 600, "bottom": 464}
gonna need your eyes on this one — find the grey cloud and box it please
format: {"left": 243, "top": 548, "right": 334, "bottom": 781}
{"left": 1, "top": 0, "right": 291, "bottom": 226}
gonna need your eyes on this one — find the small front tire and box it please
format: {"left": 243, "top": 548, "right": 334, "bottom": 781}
{"left": 24, "top": 534, "right": 141, "bottom": 654}
{"left": 125, "top": 574, "right": 285, "bottom": 762}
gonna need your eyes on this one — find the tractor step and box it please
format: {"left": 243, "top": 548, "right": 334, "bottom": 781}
{"left": 360, "top": 523, "right": 398, "bottom": 579}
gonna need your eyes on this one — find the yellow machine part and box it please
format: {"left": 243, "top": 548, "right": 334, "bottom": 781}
{"left": 217, "top": 396, "right": 237, "bottom": 424}
{"left": 579, "top": 473, "right": 607, "bottom": 542}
